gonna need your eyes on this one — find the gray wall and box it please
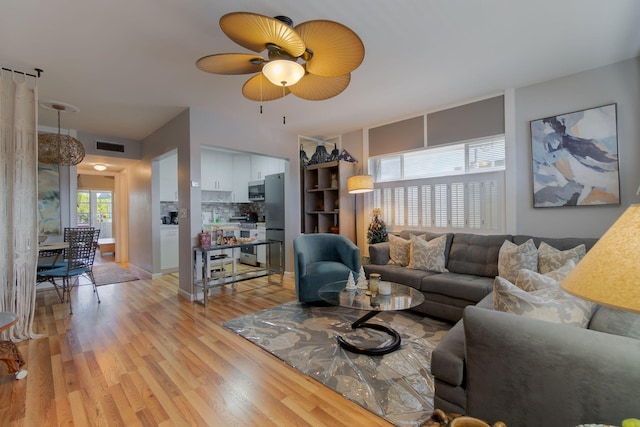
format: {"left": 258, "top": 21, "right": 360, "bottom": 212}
{"left": 512, "top": 56, "right": 640, "bottom": 238}
{"left": 130, "top": 109, "right": 190, "bottom": 275}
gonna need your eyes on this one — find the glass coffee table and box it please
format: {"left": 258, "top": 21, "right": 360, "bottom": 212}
{"left": 318, "top": 280, "right": 425, "bottom": 356}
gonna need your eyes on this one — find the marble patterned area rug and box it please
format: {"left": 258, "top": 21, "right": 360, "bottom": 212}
{"left": 223, "top": 301, "right": 452, "bottom": 427}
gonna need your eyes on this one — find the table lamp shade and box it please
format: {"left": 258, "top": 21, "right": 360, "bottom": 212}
{"left": 561, "top": 204, "right": 640, "bottom": 313}
{"left": 347, "top": 175, "right": 374, "bottom": 194}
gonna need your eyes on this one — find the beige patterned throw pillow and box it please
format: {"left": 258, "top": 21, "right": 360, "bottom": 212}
{"left": 515, "top": 260, "right": 576, "bottom": 292}
{"left": 388, "top": 234, "right": 411, "bottom": 266}
{"left": 538, "top": 242, "right": 586, "bottom": 274}
{"left": 498, "top": 239, "right": 538, "bottom": 283}
{"left": 493, "top": 276, "right": 595, "bottom": 328}
{"left": 408, "top": 234, "right": 448, "bottom": 272}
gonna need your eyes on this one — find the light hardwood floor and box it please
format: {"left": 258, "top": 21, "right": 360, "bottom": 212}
{"left": 0, "top": 263, "right": 394, "bottom": 426}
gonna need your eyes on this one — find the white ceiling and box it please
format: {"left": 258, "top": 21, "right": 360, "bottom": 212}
{"left": 2, "top": 0, "right": 639, "bottom": 144}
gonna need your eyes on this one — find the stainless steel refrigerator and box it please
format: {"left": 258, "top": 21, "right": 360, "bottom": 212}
{"left": 265, "top": 173, "right": 285, "bottom": 273}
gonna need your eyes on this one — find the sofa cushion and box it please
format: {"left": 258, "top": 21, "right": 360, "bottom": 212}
{"left": 513, "top": 235, "right": 598, "bottom": 252}
{"left": 401, "top": 231, "right": 454, "bottom": 265}
{"left": 368, "top": 242, "right": 390, "bottom": 265}
{"left": 589, "top": 306, "right": 640, "bottom": 339}
{"left": 447, "top": 233, "right": 512, "bottom": 277}
{"left": 538, "top": 241, "right": 586, "bottom": 274}
{"left": 408, "top": 234, "right": 448, "bottom": 272}
{"left": 514, "top": 260, "right": 576, "bottom": 292}
{"left": 497, "top": 239, "right": 538, "bottom": 282}
{"left": 388, "top": 234, "right": 412, "bottom": 266}
{"left": 363, "top": 263, "right": 435, "bottom": 290}
{"left": 422, "top": 272, "right": 493, "bottom": 302}
{"left": 493, "top": 276, "right": 594, "bottom": 328}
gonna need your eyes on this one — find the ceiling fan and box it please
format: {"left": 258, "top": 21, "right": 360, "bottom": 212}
{"left": 196, "top": 12, "right": 365, "bottom": 102}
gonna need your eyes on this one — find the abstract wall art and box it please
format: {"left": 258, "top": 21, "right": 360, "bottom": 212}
{"left": 38, "top": 162, "right": 62, "bottom": 235}
{"left": 530, "top": 104, "right": 619, "bottom": 208}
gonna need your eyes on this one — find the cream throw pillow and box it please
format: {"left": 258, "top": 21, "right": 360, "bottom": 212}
{"left": 408, "top": 234, "right": 448, "bottom": 272}
{"left": 538, "top": 241, "right": 586, "bottom": 274}
{"left": 388, "top": 234, "right": 412, "bottom": 266}
{"left": 498, "top": 239, "right": 538, "bottom": 283}
{"left": 493, "top": 276, "right": 594, "bottom": 328}
{"left": 515, "top": 260, "right": 576, "bottom": 292}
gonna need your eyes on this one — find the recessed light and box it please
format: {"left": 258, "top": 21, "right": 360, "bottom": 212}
{"left": 94, "top": 164, "right": 107, "bottom": 171}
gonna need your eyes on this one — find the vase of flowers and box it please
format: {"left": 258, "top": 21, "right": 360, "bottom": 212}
{"left": 367, "top": 208, "right": 388, "bottom": 244}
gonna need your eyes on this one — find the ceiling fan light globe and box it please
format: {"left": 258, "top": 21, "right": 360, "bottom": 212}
{"left": 262, "top": 60, "right": 305, "bottom": 87}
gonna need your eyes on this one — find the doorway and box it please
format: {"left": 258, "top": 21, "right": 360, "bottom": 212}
{"left": 77, "top": 174, "right": 116, "bottom": 264}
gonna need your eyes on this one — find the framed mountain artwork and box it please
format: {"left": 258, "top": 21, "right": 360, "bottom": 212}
{"left": 530, "top": 103, "right": 619, "bottom": 208}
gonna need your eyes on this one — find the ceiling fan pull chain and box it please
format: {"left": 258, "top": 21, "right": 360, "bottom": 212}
{"left": 260, "top": 75, "right": 263, "bottom": 114}
{"left": 282, "top": 85, "right": 286, "bottom": 124}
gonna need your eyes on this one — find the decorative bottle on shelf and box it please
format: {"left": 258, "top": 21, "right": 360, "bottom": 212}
{"left": 331, "top": 174, "right": 338, "bottom": 188}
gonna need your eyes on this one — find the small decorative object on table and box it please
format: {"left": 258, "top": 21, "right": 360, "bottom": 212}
{"left": 378, "top": 280, "right": 391, "bottom": 295}
{"left": 345, "top": 271, "right": 357, "bottom": 290}
{"left": 368, "top": 273, "right": 380, "bottom": 294}
{"left": 356, "top": 271, "right": 368, "bottom": 290}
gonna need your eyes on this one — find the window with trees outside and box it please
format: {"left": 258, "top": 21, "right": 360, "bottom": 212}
{"left": 77, "top": 191, "right": 112, "bottom": 226}
{"left": 368, "top": 135, "right": 505, "bottom": 234}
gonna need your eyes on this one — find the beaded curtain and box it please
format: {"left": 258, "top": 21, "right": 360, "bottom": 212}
{"left": 0, "top": 69, "right": 40, "bottom": 341}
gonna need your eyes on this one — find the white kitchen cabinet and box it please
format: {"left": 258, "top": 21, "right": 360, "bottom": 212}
{"left": 160, "top": 226, "right": 179, "bottom": 271}
{"left": 159, "top": 155, "right": 178, "bottom": 201}
{"left": 231, "top": 154, "right": 251, "bottom": 202}
{"left": 201, "top": 150, "right": 233, "bottom": 191}
{"left": 250, "top": 155, "right": 285, "bottom": 181}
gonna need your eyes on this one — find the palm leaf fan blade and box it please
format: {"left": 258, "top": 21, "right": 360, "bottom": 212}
{"left": 220, "top": 12, "right": 305, "bottom": 57}
{"left": 295, "top": 20, "right": 364, "bottom": 77}
{"left": 289, "top": 73, "right": 350, "bottom": 101}
{"left": 196, "top": 53, "right": 264, "bottom": 75}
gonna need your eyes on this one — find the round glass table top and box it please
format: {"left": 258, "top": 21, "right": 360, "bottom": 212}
{"left": 318, "top": 280, "right": 425, "bottom": 312}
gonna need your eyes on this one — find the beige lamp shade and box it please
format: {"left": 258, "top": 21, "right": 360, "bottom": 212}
{"left": 347, "top": 175, "right": 374, "bottom": 194}
{"left": 561, "top": 204, "right": 640, "bottom": 313}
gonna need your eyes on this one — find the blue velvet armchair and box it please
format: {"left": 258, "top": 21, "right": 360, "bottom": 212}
{"left": 293, "top": 234, "right": 361, "bottom": 303}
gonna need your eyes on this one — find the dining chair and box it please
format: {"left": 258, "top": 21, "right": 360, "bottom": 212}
{"left": 37, "top": 228, "right": 101, "bottom": 314}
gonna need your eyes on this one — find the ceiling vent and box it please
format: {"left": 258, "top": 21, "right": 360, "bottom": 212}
{"left": 96, "top": 140, "right": 125, "bottom": 153}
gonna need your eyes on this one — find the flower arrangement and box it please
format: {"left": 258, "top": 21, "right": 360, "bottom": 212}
{"left": 367, "top": 208, "right": 388, "bottom": 244}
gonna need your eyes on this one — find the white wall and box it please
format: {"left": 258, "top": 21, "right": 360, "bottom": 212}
{"left": 512, "top": 56, "right": 640, "bottom": 238}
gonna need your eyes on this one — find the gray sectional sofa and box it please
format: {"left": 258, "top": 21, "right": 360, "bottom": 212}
{"left": 365, "top": 231, "right": 598, "bottom": 322}
{"left": 364, "top": 231, "right": 640, "bottom": 426}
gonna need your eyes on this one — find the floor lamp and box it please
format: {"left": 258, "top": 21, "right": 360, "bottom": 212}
{"left": 347, "top": 175, "right": 374, "bottom": 246}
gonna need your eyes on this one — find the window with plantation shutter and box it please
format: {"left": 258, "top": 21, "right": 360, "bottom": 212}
{"left": 484, "top": 179, "right": 499, "bottom": 230}
{"left": 383, "top": 188, "right": 393, "bottom": 225}
{"left": 451, "top": 182, "right": 465, "bottom": 228}
{"left": 467, "top": 181, "right": 482, "bottom": 229}
{"left": 394, "top": 187, "right": 405, "bottom": 226}
{"left": 373, "top": 188, "right": 381, "bottom": 212}
{"left": 434, "top": 184, "right": 448, "bottom": 228}
{"left": 421, "top": 185, "right": 432, "bottom": 227}
{"left": 407, "top": 186, "right": 418, "bottom": 227}
{"left": 368, "top": 135, "right": 505, "bottom": 233}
